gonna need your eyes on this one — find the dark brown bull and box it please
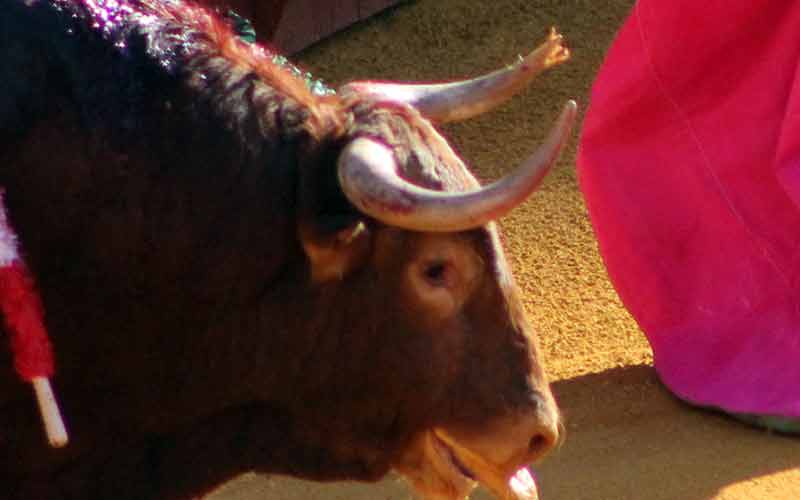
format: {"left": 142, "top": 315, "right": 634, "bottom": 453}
{"left": 0, "top": 1, "right": 575, "bottom": 498}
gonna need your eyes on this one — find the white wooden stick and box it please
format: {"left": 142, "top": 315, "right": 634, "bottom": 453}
{"left": 31, "top": 376, "right": 69, "bottom": 448}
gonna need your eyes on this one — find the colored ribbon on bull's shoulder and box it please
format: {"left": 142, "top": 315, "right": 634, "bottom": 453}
{"left": 0, "top": 189, "right": 68, "bottom": 448}
{"left": 224, "top": 9, "right": 336, "bottom": 96}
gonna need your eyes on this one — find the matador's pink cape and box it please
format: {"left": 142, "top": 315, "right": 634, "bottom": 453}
{"left": 578, "top": 0, "right": 800, "bottom": 430}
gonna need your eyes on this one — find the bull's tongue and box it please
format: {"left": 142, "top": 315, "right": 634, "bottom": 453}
{"left": 508, "top": 467, "right": 539, "bottom": 500}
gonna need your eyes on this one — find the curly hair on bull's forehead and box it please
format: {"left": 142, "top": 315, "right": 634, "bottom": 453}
{"left": 343, "top": 98, "right": 481, "bottom": 194}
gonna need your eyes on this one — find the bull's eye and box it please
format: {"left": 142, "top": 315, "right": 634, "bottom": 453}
{"left": 423, "top": 260, "right": 451, "bottom": 287}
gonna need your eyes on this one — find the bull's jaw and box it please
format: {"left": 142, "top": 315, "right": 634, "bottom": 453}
{"left": 394, "top": 431, "right": 539, "bottom": 500}
{"left": 394, "top": 431, "right": 477, "bottom": 499}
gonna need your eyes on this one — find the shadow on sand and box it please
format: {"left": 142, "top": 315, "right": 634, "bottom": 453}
{"left": 531, "top": 365, "right": 799, "bottom": 500}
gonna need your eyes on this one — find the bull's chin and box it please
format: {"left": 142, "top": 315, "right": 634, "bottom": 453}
{"left": 393, "top": 430, "right": 539, "bottom": 500}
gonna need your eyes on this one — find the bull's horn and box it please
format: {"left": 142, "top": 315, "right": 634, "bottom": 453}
{"left": 337, "top": 100, "right": 577, "bottom": 232}
{"left": 340, "top": 28, "right": 569, "bottom": 123}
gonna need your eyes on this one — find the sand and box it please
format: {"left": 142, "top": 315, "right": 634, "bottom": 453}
{"left": 210, "top": 0, "right": 800, "bottom": 498}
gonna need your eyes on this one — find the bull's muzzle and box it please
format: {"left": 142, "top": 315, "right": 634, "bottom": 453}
{"left": 396, "top": 389, "right": 559, "bottom": 500}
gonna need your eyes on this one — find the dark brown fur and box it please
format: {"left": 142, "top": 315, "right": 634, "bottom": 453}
{"left": 0, "top": 1, "right": 553, "bottom": 498}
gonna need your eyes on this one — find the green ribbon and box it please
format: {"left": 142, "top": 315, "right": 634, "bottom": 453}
{"left": 225, "top": 10, "right": 336, "bottom": 96}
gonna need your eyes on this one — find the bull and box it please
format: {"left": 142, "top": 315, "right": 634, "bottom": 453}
{"left": 0, "top": 0, "right": 576, "bottom": 498}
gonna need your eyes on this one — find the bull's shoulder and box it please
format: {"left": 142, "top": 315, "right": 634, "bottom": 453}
{"left": 0, "top": 0, "right": 175, "bottom": 144}
{"left": 1, "top": 0, "right": 329, "bottom": 151}
{"left": 0, "top": 2, "right": 61, "bottom": 136}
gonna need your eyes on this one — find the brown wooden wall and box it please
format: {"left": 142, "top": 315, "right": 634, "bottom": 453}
{"left": 202, "top": 0, "right": 403, "bottom": 54}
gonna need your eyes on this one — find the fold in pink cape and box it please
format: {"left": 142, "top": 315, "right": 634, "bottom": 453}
{"left": 578, "top": 0, "right": 800, "bottom": 419}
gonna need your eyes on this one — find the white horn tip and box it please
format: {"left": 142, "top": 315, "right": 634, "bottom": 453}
{"left": 556, "top": 100, "right": 578, "bottom": 127}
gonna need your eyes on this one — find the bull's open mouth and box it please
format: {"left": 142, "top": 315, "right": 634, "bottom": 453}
{"left": 395, "top": 430, "right": 540, "bottom": 500}
{"left": 434, "top": 430, "right": 540, "bottom": 500}
{"left": 431, "top": 432, "right": 478, "bottom": 482}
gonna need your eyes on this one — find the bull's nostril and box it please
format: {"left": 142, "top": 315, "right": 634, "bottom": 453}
{"left": 521, "top": 390, "right": 561, "bottom": 459}
{"left": 528, "top": 434, "right": 548, "bottom": 454}
{"left": 528, "top": 422, "right": 559, "bottom": 458}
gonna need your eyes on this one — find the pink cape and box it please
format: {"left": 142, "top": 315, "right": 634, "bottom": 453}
{"left": 578, "top": 0, "right": 800, "bottom": 420}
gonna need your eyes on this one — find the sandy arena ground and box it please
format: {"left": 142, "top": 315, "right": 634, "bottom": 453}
{"left": 211, "top": 0, "right": 800, "bottom": 498}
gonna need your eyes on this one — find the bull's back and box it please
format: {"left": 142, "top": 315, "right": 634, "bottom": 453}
{"left": 0, "top": 0, "right": 303, "bottom": 481}
{"left": 0, "top": 0, "right": 300, "bottom": 306}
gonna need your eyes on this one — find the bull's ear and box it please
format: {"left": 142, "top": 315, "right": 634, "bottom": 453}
{"left": 299, "top": 217, "right": 371, "bottom": 284}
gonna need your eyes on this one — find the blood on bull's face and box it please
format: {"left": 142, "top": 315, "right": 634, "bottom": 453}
{"left": 291, "top": 33, "right": 576, "bottom": 497}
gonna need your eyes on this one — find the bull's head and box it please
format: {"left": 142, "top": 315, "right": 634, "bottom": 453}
{"left": 295, "top": 30, "right": 575, "bottom": 499}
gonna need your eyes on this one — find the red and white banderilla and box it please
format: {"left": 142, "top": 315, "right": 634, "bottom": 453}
{"left": 0, "top": 189, "right": 68, "bottom": 447}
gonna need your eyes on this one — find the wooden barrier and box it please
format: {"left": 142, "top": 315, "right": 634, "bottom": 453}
{"left": 203, "top": 0, "right": 403, "bottom": 53}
